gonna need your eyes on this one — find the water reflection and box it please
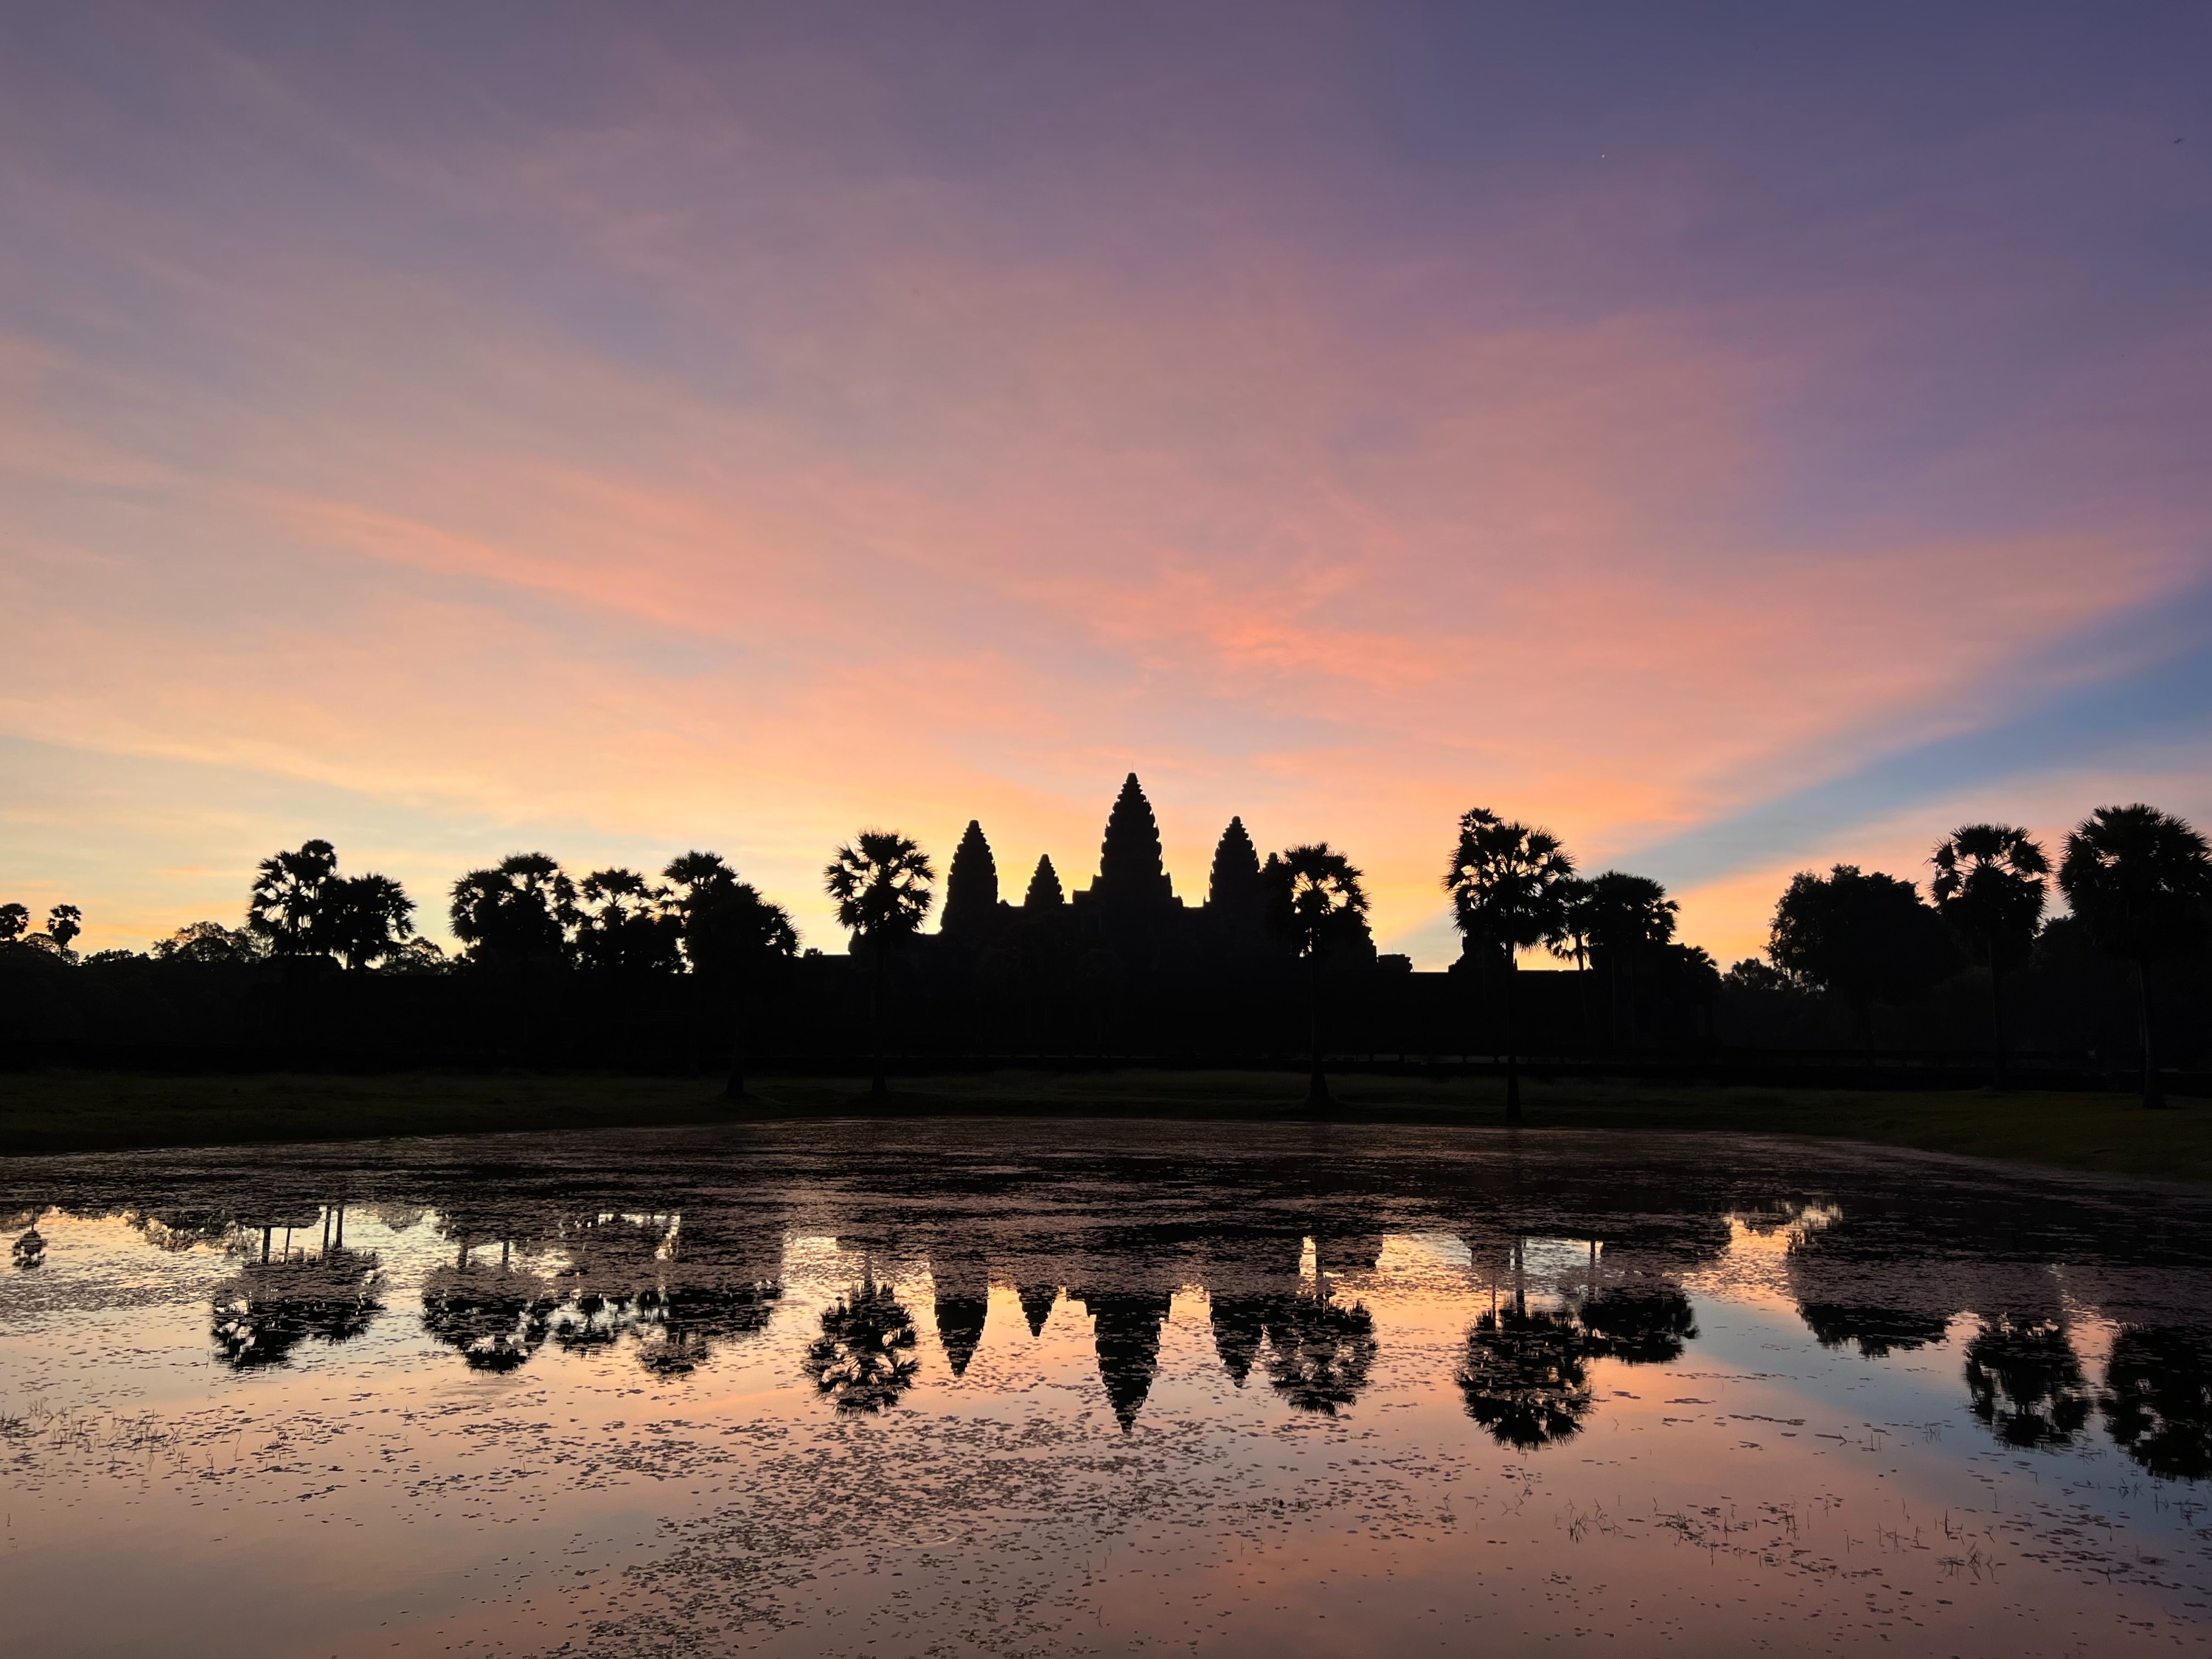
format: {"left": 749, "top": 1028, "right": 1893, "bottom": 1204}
{"left": 5, "top": 1124, "right": 2212, "bottom": 1656}
{"left": 1964, "top": 1315, "right": 2093, "bottom": 1448}
{"left": 3, "top": 1125, "right": 2209, "bottom": 1466}
{"left": 1076, "top": 1285, "right": 1173, "bottom": 1431}
{"left": 2103, "top": 1326, "right": 2212, "bottom": 1481}
{"left": 212, "top": 1248, "right": 383, "bottom": 1367}
{"left": 807, "top": 1268, "right": 919, "bottom": 1412}
{"left": 1457, "top": 1305, "right": 1593, "bottom": 1448}
{"left": 422, "top": 1252, "right": 555, "bottom": 1372}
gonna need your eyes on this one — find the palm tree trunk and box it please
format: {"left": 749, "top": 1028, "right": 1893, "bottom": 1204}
{"left": 1306, "top": 950, "right": 1330, "bottom": 1112}
{"left": 871, "top": 942, "right": 890, "bottom": 1102}
{"left": 1503, "top": 953, "right": 1522, "bottom": 1124}
{"left": 2136, "top": 959, "right": 2163, "bottom": 1109}
{"left": 1987, "top": 959, "right": 2005, "bottom": 1092}
{"left": 723, "top": 979, "right": 747, "bottom": 1101}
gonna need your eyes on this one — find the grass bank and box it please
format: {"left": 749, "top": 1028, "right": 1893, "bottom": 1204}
{"left": 1, "top": 1068, "right": 2207, "bottom": 1184}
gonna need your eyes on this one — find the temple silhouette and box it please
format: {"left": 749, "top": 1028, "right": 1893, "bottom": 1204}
{"left": 13, "top": 766, "right": 2202, "bottom": 1085}
{"left": 939, "top": 771, "right": 1380, "bottom": 969}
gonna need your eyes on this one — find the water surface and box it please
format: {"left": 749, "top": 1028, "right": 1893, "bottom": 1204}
{"left": 3, "top": 1121, "right": 2209, "bottom": 1655}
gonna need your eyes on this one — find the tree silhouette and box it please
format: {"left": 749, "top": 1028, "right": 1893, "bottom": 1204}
{"left": 663, "top": 854, "right": 799, "bottom": 1097}
{"left": 164, "top": 924, "right": 256, "bottom": 968}
{"left": 1963, "top": 1316, "right": 2090, "bottom": 1449}
{"left": 1443, "top": 808, "right": 1576, "bottom": 1121}
{"left": 941, "top": 820, "right": 1000, "bottom": 938}
{"left": 1573, "top": 872, "right": 1677, "bottom": 1048}
{"left": 321, "top": 874, "right": 417, "bottom": 971}
{"left": 44, "top": 903, "right": 83, "bottom": 957}
{"left": 1930, "top": 824, "right": 2049, "bottom": 1088}
{"left": 450, "top": 853, "right": 578, "bottom": 968}
{"left": 1769, "top": 864, "right": 1958, "bottom": 1046}
{"left": 1263, "top": 843, "right": 1371, "bottom": 1110}
{"left": 0, "top": 902, "right": 27, "bottom": 944}
{"left": 2058, "top": 805, "right": 2212, "bottom": 1108}
{"left": 1544, "top": 878, "right": 1594, "bottom": 1048}
{"left": 2101, "top": 1325, "right": 2212, "bottom": 1481}
{"left": 824, "top": 831, "right": 935, "bottom": 1101}
{"left": 572, "top": 868, "right": 682, "bottom": 978}
{"left": 805, "top": 1270, "right": 919, "bottom": 1412}
{"left": 248, "top": 841, "right": 339, "bottom": 956}
{"left": 1023, "top": 855, "right": 1065, "bottom": 910}
{"left": 1456, "top": 1307, "right": 1593, "bottom": 1449}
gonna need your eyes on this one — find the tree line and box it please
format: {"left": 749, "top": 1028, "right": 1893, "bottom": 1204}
{"left": 4, "top": 777, "right": 2208, "bottom": 1096}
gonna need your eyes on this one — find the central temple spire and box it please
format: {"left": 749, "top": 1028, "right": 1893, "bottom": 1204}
{"left": 1096, "top": 772, "right": 1173, "bottom": 907}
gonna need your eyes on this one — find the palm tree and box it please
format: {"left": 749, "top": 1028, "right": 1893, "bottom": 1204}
{"left": 450, "top": 853, "right": 579, "bottom": 967}
{"left": 1263, "top": 842, "right": 1370, "bottom": 1110}
{"left": 1930, "top": 824, "right": 2048, "bottom": 1089}
{"left": 41, "top": 903, "right": 83, "bottom": 959}
{"left": 321, "top": 874, "right": 417, "bottom": 970}
{"left": 248, "top": 840, "right": 338, "bottom": 956}
{"left": 1442, "top": 808, "right": 1576, "bottom": 1121}
{"left": 574, "top": 868, "right": 683, "bottom": 976}
{"left": 824, "top": 830, "right": 934, "bottom": 1102}
{"left": 2058, "top": 804, "right": 2212, "bottom": 1108}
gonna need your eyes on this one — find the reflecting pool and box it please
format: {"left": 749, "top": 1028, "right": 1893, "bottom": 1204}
{"left": 2, "top": 1121, "right": 2209, "bottom": 1655}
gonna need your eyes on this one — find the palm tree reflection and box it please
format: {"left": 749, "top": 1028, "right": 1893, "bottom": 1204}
{"left": 1457, "top": 1306, "right": 1593, "bottom": 1449}
{"left": 805, "top": 1269, "right": 919, "bottom": 1413}
{"left": 1262, "top": 1288, "right": 1377, "bottom": 1416}
{"left": 10, "top": 1208, "right": 44, "bottom": 1270}
{"left": 1963, "top": 1316, "right": 2091, "bottom": 1448}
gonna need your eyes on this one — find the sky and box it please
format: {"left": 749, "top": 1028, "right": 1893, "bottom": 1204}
{"left": 3, "top": 2, "right": 2209, "bottom": 967}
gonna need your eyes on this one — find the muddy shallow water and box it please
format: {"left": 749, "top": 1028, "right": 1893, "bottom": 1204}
{"left": 2, "top": 1120, "right": 2209, "bottom": 1656}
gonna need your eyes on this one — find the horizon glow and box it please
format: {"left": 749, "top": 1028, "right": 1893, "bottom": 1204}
{"left": 3, "top": 5, "right": 2209, "bottom": 966}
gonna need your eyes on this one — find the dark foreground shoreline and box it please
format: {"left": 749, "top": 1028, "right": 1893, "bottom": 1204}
{"left": 2, "top": 1067, "right": 2208, "bottom": 1183}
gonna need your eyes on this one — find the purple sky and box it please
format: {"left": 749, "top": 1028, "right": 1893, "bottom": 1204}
{"left": 4, "top": 4, "right": 2208, "bottom": 962}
